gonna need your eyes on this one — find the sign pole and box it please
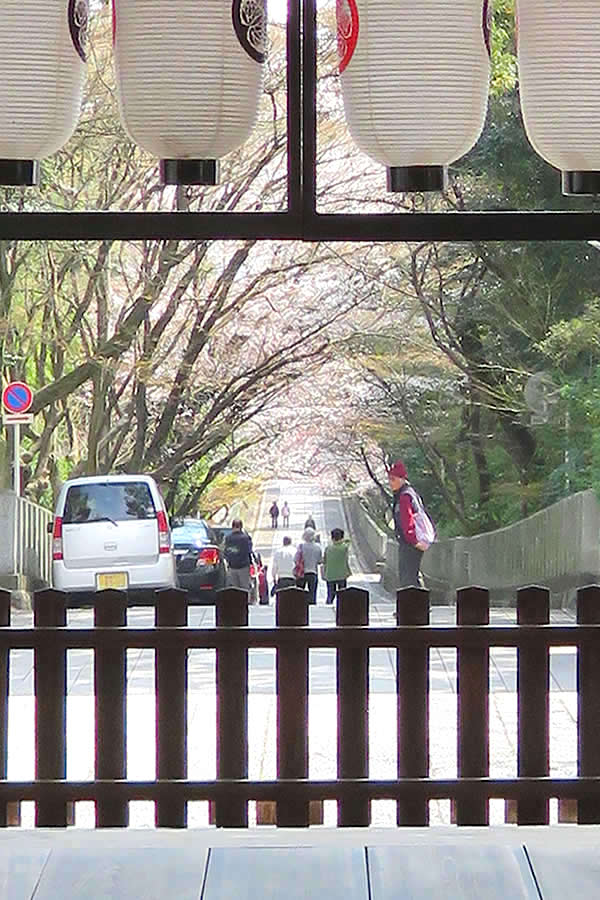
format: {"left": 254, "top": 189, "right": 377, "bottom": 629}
{"left": 13, "top": 422, "right": 20, "bottom": 497}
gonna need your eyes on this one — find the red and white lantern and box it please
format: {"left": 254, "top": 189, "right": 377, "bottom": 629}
{"left": 113, "top": 0, "right": 267, "bottom": 186}
{"left": 0, "top": 1, "right": 88, "bottom": 186}
{"left": 336, "top": 0, "right": 491, "bottom": 192}
{"left": 517, "top": 1, "right": 600, "bottom": 195}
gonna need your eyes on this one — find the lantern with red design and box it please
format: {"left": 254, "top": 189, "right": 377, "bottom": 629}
{"left": 114, "top": 0, "right": 267, "bottom": 186}
{"left": 336, "top": 0, "right": 491, "bottom": 192}
{"left": 0, "top": 0, "right": 88, "bottom": 186}
{"left": 517, "top": 1, "right": 600, "bottom": 195}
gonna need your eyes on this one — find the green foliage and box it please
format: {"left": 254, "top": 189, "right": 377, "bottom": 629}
{"left": 536, "top": 302, "right": 600, "bottom": 368}
{"left": 489, "top": 0, "right": 517, "bottom": 97}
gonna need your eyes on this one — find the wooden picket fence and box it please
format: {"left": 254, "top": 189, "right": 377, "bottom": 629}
{"left": 0, "top": 583, "right": 598, "bottom": 828}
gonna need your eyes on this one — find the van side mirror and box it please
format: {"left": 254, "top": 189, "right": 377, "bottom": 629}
{"left": 46, "top": 521, "right": 54, "bottom": 535}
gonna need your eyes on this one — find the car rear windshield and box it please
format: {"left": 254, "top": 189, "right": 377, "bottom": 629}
{"left": 63, "top": 482, "right": 156, "bottom": 524}
{"left": 172, "top": 522, "right": 210, "bottom": 543}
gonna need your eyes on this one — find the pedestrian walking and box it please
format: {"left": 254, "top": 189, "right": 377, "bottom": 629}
{"left": 387, "top": 460, "right": 435, "bottom": 588}
{"left": 322, "top": 528, "right": 351, "bottom": 604}
{"left": 281, "top": 501, "right": 290, "bottom": 528}
{"left": 254, "top": 552, "right": 270, "bottom": 604}
{"left": 295, "top": 527, "right": 322, "bottom": 604}
{"left": 269, "top": 500, "right": 280, "bottom": 529}
{"left": 223, "top": 519, "right": 253, "bottom": 595}
{"left": 304, "top": 513, "right": 316, "bottom": 530}
{"left": 271, "top": 535, "right": 296, "bottom": 593}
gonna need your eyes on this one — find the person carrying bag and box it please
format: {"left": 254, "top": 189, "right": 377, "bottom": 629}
{"left": 295, "top": 528, "right": 322, "bottom": 604}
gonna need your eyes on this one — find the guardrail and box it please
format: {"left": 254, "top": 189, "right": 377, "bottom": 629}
{"left": 344, "top": 488, "right": 600, "bottom": 606}
{"left": 0, "top": 491, "right": 52, "bottom": 591}
{"left": 14, "top": 495, "right": 52, "bottom": 587}
{"left": 341, "top": 493, "right": 388, "bottom": 575}
{"left": 421, "top": 490, "right": 600, "bottom": 605}
{"left": 0, "top": 584, "right": 598, "bottom": 829}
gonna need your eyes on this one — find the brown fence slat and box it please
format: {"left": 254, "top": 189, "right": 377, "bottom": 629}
{"left": 337, "top": 587, "right": 369, "bottom": 826}
{"left": 95, "top": 590, "right": 128, "bottom": 827}
{"left": 155, "top": 588, "right": 188, "bottom": 827}
{"left": 456, "top": 586, "right": 489, "bottom": 825}
{"left": 216, "top": 588, "right": 248, "bottom": 827}
{"left": 34, "top": 589, "right": 67, "bottom": 827}
{"left": 578, "top": 585, "right": 600, "bottom": 824}
{"left": 396, "top": 586, "right": 429, "bottom": 826}
{"left": 277, "top": 587, "right": 309, "bottom": 826}
{"left": 516, "top": 585, "right": 549, "bottom": 825}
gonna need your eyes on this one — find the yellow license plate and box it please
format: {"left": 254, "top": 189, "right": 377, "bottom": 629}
{"left": 96, "top": 572, "right": 128, "bottom": 591}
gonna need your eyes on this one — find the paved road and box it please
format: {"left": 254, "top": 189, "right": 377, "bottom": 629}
{"left": 5, "top": 479, "right": 579, "bottom": 827}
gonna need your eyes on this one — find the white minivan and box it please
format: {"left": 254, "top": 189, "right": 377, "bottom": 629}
{"left": 50, "top": 474, "right": 177, "bottom": 601}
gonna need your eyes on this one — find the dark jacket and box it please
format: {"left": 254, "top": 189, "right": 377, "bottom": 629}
{"left": 224, "top": 530, "right": 253, "bottom": 569}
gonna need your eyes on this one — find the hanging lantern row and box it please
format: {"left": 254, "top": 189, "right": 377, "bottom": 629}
{"left": 0, "top": 0, "right": 88, "bottom": 186}
{"left": 0, "top": 1, "right": 597, "bottom": 195}
{"left": 0, "top": 0, "right": 267, "bottom": 188}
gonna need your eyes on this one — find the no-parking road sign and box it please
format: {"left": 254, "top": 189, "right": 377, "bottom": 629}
{"left": 2, "top": 381, "right": 33, "bottom": 415}
{"left": 2, "top": 382, "right": 34, "bottom": 497}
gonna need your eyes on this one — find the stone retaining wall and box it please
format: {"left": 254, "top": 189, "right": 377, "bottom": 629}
{"left": 344, "top": 488, "right": 600, "bottom": 608}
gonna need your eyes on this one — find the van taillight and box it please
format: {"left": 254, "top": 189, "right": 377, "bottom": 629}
{"left": 52, "top": 517, "right": 63, "bottom": 561}
{"left": 156, "top": 510, "right": 170, "bottom": 554}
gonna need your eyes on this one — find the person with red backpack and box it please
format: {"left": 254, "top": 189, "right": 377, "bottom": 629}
{"left": 387, "top": 460, "right": 436, "bottom": 588}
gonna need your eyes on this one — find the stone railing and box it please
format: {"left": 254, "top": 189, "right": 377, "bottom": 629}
{"left": 341, "top": 493, "right": 389, "bottom": 575}
{"left": 420, "top": 489, "right": 600, "bottom": 607}
{"left": 0, "top": 491, "right": 52, "bottom": 594}
{"left": 346, "top": 488, "right": 600, "bottom": 608}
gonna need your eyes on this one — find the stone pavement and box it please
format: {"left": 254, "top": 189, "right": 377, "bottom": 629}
{"left": 3, "top": 825, "right": 600, "bottom": 899}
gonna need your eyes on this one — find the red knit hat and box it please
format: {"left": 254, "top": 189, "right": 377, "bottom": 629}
{"left": 388, "top": 460, "right": 407, "bottom": 479}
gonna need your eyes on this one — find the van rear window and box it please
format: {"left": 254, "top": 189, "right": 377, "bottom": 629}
{"left": 63, "top": 482, "right": 156, "bottom": 524}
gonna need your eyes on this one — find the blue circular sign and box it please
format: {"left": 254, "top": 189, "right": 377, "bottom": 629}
{"left": 2, "top": 382, "right": 33, "bottom": 414}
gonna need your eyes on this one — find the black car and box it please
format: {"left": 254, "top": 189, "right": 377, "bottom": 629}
{"left": 171, "top": 518, "right": 226, "bottom": 602}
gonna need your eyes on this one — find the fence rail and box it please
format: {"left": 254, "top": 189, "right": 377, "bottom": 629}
{"left": 0, "top": 583, "right": 598, "bottom": 829}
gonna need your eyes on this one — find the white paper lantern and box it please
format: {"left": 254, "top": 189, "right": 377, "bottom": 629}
{"left": 0, "top": 0, "right": 88, "bottom": 186}
{"left": 336, "top": 0, "right": 491, "bottom": 191}
{"left": 517, "top": 1, "right": 600, "bottom": 195}
{"left": 113, "top": 0, "right": 267, "bottom": 185}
